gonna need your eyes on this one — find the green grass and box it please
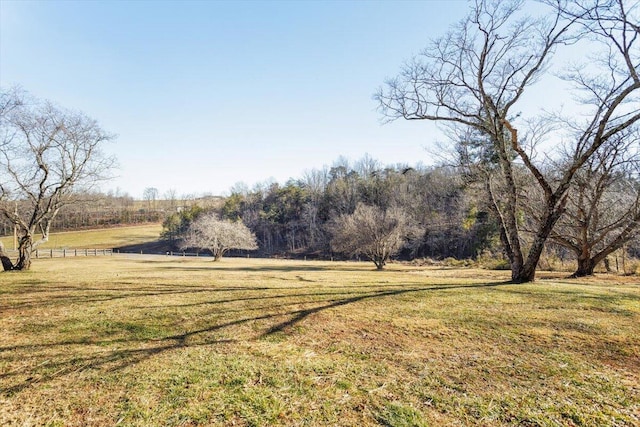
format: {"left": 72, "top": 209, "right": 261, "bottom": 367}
{"left": 0, "top": 223, "right": 162, "bottom": 249}
{"left": 0, "top": 256, "right": 638, "bottom": 426}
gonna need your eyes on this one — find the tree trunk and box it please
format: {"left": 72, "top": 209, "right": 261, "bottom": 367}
{"left": 486, "top": 176, "right": 526, "bottom": 282}
{"left": 513, "top": 197, "right": 566, "bottom": 283}
{"left": 373, "top": 256, "right": 386, "bottom": 270}
{"left": 510, "top": 258, "right": 525, "bottom": 283}
{"left": 14, "top": 235, "right": 33, "bottom": 271}
{"left": 213, "top": 247, "right": 226, "bottom": 261}
{"left": 514, "top": 228, "right": 550, "bottom": 283}
{"left": 508, "top": 250, "right": 538, "bottom": 283}
{"left": 572, "top": 256, "right": 596, "bottom": 277}
{"left": 512, "top": 262, "right": 537, "bottom": 283}
{"left": 571, "top": 242, "right": 627, "bottom": 278}
{"left": 498, "top": 154, "right": 526, "bottom": 282}
{"left": 0, "top": 242, "right": 14, "bottom": 271}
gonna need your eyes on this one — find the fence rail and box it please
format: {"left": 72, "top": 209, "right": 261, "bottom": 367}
{"left": 114, "top": 249, "right": 212, "bottom": 258}
{"left": 3, "top": 248, "right": 113, "bottom": 259}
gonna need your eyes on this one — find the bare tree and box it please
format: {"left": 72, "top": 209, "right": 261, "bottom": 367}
{"left": 376, "top": 0, "right": 640, "bottom": 282}
{"left": 180, "top": 213, "right": 258, "bottom": 261}
{"left": 164, "top": 188, "right": 178, "bottom": 210}
{"left": 0, "top": 86, "right": 25, "bottom": 125}
{"left": 545, "top": 129, "right": 640, "bottom": 276}
{"left": 329, "top": 203, "right": 417, "bottom": 270}
{"left": 300, "top": 167, "right": 330, "bottom": 249}
{"left": 143, "top": 187, "right": 159, "bottom": 210}
{"left": 0, "top": 89, "right": 116, "bottom": 270}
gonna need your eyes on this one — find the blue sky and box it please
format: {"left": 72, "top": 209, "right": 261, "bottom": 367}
{"left": 2, "top": 1, "right": 476, "bottom": 198}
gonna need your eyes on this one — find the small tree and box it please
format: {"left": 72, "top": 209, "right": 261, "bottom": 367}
{"left": 180, "top": 213, "right": 258, "bottom": 260}
{"left": 329, "top": 203, "right": 416, "bottom": 270}
{"left": 143, "top": 187, "right": 159, "bottom": 210}
{"left": 0, "top": 88, "right": 115, "bottom": 271}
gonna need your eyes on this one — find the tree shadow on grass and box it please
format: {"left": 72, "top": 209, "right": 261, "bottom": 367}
{"left": 1, "top": 284, "right": 280, "bottom": 310}
{"left": 1, "top": 281, "right": 510, "bottom": 396}
{"left": 155, "top": 264, "right": 372, "bottom": 273}
{"left": 258, "top": 282, "right": 507, "bottom": 337}
{"left": 2, "top": 278, "right": 446, "bottom": 311}
{"left": 128, "top": 256, "right": 402, "bottom": 273}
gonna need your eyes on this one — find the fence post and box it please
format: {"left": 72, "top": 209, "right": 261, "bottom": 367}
{"left": 36, "top": 249, "right": 39, "bottom": 258}
{"left": 50, "top": 249, "right": 53, "bottom": 258}
{"left": 75, "top": 249, "right": 77, "bottom": 257}
{"left": 63, "top": 249, "right": 66, "bottom": 258}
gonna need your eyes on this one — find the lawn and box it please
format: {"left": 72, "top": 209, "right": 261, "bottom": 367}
{"left": 0, "top": 223, "right": 163, "bottom": 250}
{"left": 0, "top": 256, "right": 638, "bottom": 426}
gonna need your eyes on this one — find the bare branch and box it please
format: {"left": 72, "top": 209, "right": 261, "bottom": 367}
{"left": 0, "top": 88, "right": 116, "bottom": 270}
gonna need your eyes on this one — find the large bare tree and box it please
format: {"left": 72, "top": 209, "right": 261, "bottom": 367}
{"left": 0, "top": 89, "right": 116, "bottom": 270}
{"left": 376, "top": 0, "right": 640, "bottom": 282}
{"left": 546, "top": 129, "right": 640, "bottom": 277}
{"left": 180, "top": 213, "right": 258, "bottom": 261}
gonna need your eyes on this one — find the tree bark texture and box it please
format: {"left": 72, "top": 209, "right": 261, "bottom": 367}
{"left": 0, "top": 242, "right": 13, "bottom": 271}
{"left": 14, "top": 235, "right": 33, "bottom": 271}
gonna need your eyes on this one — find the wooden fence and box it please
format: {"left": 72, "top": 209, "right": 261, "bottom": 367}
{"left": 114, "top": 249, "right": 211, "bottom": 257}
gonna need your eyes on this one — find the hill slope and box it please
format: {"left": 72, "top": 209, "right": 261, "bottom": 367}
{"left": 0, "top": 224, "right": 163, "bottom": 250}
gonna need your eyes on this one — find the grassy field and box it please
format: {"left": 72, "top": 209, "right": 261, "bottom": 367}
{"left": 1, "top": 256, "right": 638, "bottom": 426}
{"left": 0, "top": 224, "right": 163, "bottom": 250}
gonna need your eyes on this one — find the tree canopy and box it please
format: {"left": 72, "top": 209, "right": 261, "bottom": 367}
{"left": 0, "top": 88, "right": 116, "bottom": 270}
{"left": 180, "top": 213, "right": 258, "bottom": 261}
{"left": 329, "top": 203, "right": 418, "bottom": 270}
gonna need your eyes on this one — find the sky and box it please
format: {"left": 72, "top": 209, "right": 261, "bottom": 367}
{"left": 0, "top": 0, "right": 539, "bottom": 199}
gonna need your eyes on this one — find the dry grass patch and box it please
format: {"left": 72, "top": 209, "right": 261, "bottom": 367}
{"left": 0, "top": 223, "right": 162, "bottom": 250}
{"left": 0, "top": 256, "right": 638, "bottom": 426}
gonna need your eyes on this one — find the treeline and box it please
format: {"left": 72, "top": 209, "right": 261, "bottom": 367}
{"left": 0, "top": 193, "right": 159, "bottom": 234}
{"left": 163, "top": 156, "right": 499, "bottom": 261}
{"left": 2, "top": 154, "right": 636, "bottom": 273}
{"left": 0, "top": 191, "right": 221, "bottom": 235}
{"left": 161, "top": 154, "right": 640, "bottom": 275}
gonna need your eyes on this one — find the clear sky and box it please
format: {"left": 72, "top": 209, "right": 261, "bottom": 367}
{"left": 1, "top": 1, "right": 479, "bottom": 198}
